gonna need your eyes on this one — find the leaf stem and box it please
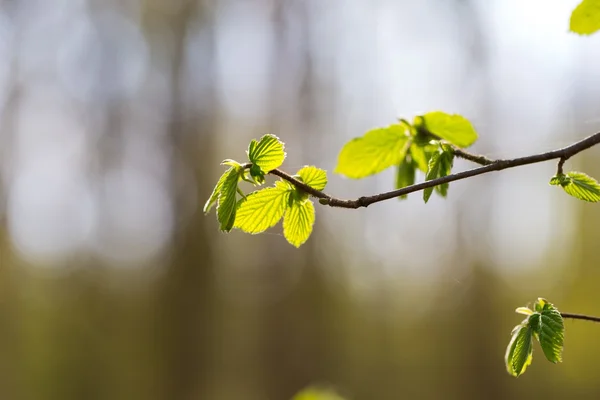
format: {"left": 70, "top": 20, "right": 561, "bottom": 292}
{"left": 561, "top": 312, "right": 600, "bottom": 323}
{"left": 253, "top": 131, "right": 600, "bottom": 209}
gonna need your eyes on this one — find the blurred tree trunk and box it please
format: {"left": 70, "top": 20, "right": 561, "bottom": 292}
{"left": 142, "top": 1, "right": 218, "bottom": 399}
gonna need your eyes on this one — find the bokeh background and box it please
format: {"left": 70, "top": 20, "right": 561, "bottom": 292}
{"left": 0, "top": 0, "right": 599, "bottom": 399}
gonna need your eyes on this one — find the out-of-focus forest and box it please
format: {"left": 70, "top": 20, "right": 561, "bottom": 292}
{"left": 0, "top": 0, "right": 599, "bottom": 399}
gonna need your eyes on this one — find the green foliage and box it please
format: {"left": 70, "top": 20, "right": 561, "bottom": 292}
{"left": 284, "top": 197, "right": 316, "bottom": 247}
{"left": 334, "top": 124, "right": 410, "bottom": 179}
{"left": 570, "top": 0, "right": 600, "bottom": 35}
{"left": 395, "top": 157, "right": 416, "bottom": 199}
{"left": 423, "top": 148, "right": 454, "bottom": 203}
{"left": 247, "top": 134, "right": 286, "bottom": 173}
{"left": 505, "top": 298, "right": 565, "bottom": 377}
{"left": 505, "top": 323, "right": 534, "bottom": 377}
{"left": 291, "top": 386, "right": 347, "bottom": 400}
{"left": 550, "top": 172, "right": 600, "bottom": 202}
{"left": 234, "top": 181, "right": 291, "bottom": 234}
{"left": 418, "top": 112, "right": 478, "bottom": 148}
{"left": 203, "top": 160, "right": 244, "bottom": 232}
{"left": 297, "top": 166, "right": 328, "bottom": 191}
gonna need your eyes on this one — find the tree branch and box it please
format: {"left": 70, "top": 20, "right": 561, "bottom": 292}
{"left": 561, "top": 312, "right": 600, "bottom": 323}
{"left": 263, "top": 131, "right": 600, "bottom": 209}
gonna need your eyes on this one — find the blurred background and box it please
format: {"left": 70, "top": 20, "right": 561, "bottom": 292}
{"left": 0, "top": 0, "right": 599, "bottom": 399}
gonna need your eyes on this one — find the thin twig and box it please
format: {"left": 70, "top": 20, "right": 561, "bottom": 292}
{"left": 561, "top": 312, "right": 600, "bottom": 323}
{"left": 261, "top": 131, "right": 600, "bottom": 209}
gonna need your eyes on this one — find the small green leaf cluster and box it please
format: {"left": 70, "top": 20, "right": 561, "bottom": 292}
{"left": 204, "top": 134, "right": 327, "bottom": 247}
{"left": 334, "top": 111, "right": 476, "bottom": 202}
{"left": 549, "top": 171, "right": 600, "bottom": 202}
{"left": 505, "top": 298, "right": 565, "bottom": 377}
{"left": 570, "top": 0, "right": 600, "bottom": 35}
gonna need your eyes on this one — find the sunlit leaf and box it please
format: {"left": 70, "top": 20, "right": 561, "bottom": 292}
{"left": 532, "top": 298, "right": 565, "bottom": 364}
{"left": 505, "top": 322, "right": 534, "bottom": 377}
{"left": 420, "top": 112, "right": 478, "bottom": 148}
{"left": 204, "top": 162, "right": 243, "bottom": 214}
{"left": 335, "top": 124, "right": 410, "bottom": 178}
{"left": 248, "top": 134, "right": 286, "bottom": 173}
{"left": 570, "top": 0, "right": 600, "bottom": 35}
{"left": 409, "top": 143, "right": 438, "bottom": 173}
{"left": 559, "top": 172, "right": 600, "bottom": 202}
{"left": 234, "top": 181, "right": 291, "bottom": 234}
{"left": 216, "top": 167, "right": 242, "bottom": 232}
{"left": 283, "top": 199, "right": 315, "bottom": 247}
{"left": 516, "top": 307, "right": 534, "bottom": 316}
{"left": 395, "top": 158, "right": 416, "bottom": 199}
{"left": 297, "top": 166, "right": 328, "bottom": 191}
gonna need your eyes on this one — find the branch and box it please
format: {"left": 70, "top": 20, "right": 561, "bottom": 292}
{"left": 561, "top": 312, "right": 600, "bottom": 323}
{"left": 264, "top": 131, "right": 600, "bottom": 209}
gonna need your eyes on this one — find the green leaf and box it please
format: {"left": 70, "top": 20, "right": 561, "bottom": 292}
{"left": 570, "top": 0, "right": 600, "bottom": 35}
{"left": 423, "top": 149, "right": 454, "bottom": 203}
{"left": 532, "top": 299, "right": 565, "bottom": 364}
{"left": 248, "top": 134, "right": 286, "bottom": 173}
{"left": 216, "top": 167, "right": 242, "bottom": 232}
{"left": 234, "top": 181, "right": 291, "bottom": 234}
{"left": 516, "top": 307, "right": 534, "bottom": 316}
{"left": 435, "top": 151, "right": 454, "bottom": 197}
{"left": 335, "top": 124, "right": 410, "bottom": 178}
{"left": 283, "top": 199, "right": 315, "bottom": 247}
{"left": 249, "top": 164, "right": 266, "bottom": 185}
{"left": 505, "top": 322, "right": 534, "bottom": 377}
{"left": 297, "top": 166, "right": 328, "bottom": 191}
{"left": 395, "top": 158, "right": 416, "bottom": 199}
{"left": 558, "top": 172, "right": 600, "bottom": 202}
{"left": 203, "top": 161, "right": 242, "bottom": 214}
{"left": 409, "top": 143, "right": 438, "bottom": 173}
{"left": 549, "top": 174, "right": 567, "bottom": 186}
{"left": 420, "top": 112, "right": 478, "bottom": 148}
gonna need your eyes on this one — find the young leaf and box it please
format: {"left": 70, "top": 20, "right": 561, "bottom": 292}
{"left": 434, "top": 151, "right": 454, "bottom": 197}
{"left": 420, "top": 112, "right": 478, "bottom": 148}
{"left": 409, "top": 143, "right": 438, "bottom": 173}
{"left": 234, "top": 181, "right": 291, "bottom": 234}
{"left": 247, "top": 134, "right": 286, "bottom": 173}
{"left": 216, "top": 167, "right": 242, "bottom": 232}
{"left": 423, "top": 149, "right": 454, "bottom": 203}
{"left": 558, "top": 172, "right": 600, "bottom": 202}
{"left": 395, "top": 158, "right": 416, "bottom": 199}
{"left": 335, "top": 124, "right": 410, "bottom": 179}
{"left": 516, "top": 307, "right": 534, "bottom": 316}
{"left": 532, "top": 299, "right": 565, "bottom": 364}
{"left": 283, "top": 199, "right": 315, "bottom": 248}
{"left": 297, "top": 166, "right": 328, "bottom": 191}
{"left": 570, "top": 0, "right": 600, "bottom": 35}
{"left": 505, "top": 322, "right": 534, "bottom": 377}
{"left": 204, "top": 161, "right": 242, "bottom": 214}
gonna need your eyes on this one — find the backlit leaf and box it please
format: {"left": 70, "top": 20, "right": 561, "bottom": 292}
{"left": 505, "top": 322, "right": 534, "bottom": 377}
{"left": 297, "top": 166, "right": 328, "bottom": 191}
{"left": 570, "top": 0, "right": 600, "bottom": 35}
{"left": 335, "top": 124, "right": 410, "bottom": 178}
{"left": 248, "top": 134, "right": 286, "bottom": 173}
{"left": 420, "top": 112, "right": 478, "bottom": 148}
{"left": 234, "top": 181, "right": 291, "bottom": 234}
{"left": 559, "top": 172, "right": 600, "bottom": 202}
{"left": 532, "top": 298, "right": 565, "bottom": 364}
{"left": 216, "top": 167, "right": 242, "bottom": 232}
{"left": 283, "top": 199, "right": 315, "bottom": 248}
